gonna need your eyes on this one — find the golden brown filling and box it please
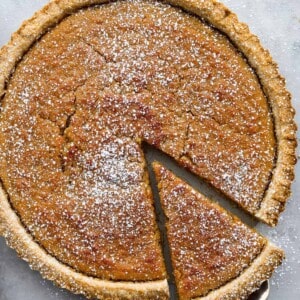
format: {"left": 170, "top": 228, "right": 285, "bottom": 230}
{"left": 0, "top": 0, "right": 274, "bottom": 281}
{"left": 154, "top": 163, "right": 266, "bottom": 299}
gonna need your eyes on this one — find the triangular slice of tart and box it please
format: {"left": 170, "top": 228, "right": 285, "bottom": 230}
{"left": 153, "top": 162, "right": 284, "bottom": 300}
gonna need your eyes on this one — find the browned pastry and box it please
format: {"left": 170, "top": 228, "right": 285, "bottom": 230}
{"left": 153, "top": 162, "right": 284, "bottom": 300}
{"left": 0, "top": 0, "right": 296, "bottom": 299}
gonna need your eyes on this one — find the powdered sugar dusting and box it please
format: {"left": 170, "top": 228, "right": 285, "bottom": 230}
{"left": 155, "top": 164, "right": 266, "bottom": 299}
{"left": 0, "top": 0, "right": 275, "bottom": 284}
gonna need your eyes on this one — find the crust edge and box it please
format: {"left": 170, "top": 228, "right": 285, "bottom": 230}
{"left": 0, "top": 3, "right": 169, "bottom": 298}
{"left": 153, "top": 161, "right": 284, "bottom": 300}
{"left": 0, "top": 188, "right": 169, "bottom": 299}
{"left": 0, "top": 1, "right": 296, "bottom": 227}
{"left": 166, "top": 0, "right": 297, "bottom": 226}
{"left": 0, "top": 0, "right": 295, "bottom": 298}
{"left": 196, "top": 242, "right": 284, "bottom": 300}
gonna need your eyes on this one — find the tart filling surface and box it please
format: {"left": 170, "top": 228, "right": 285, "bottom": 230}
{"left": 153, "top": 162, "right": 284, "bottom": 300}
{"left": 0, "top": 0, "right": 296, "bottom": 299}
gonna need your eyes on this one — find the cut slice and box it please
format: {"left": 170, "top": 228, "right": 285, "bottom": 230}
{"left": 153, "top": 162, "right": 284, "bottom": 300}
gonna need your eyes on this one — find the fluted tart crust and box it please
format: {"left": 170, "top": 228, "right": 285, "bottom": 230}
{"left": 0, "top": 0, "right": 296, "bottom": 299}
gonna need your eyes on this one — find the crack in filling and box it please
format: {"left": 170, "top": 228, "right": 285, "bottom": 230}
{"left": 0, "top": 0, "right": 276, "bottom": 292}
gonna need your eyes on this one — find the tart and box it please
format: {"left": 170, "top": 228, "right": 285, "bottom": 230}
{"left": 153, "top": 162, "right": 284, "bottom": 300}
{"left": 0, "top": 0, "right": 296, "bottom": 299}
